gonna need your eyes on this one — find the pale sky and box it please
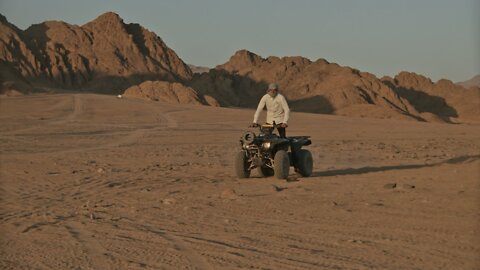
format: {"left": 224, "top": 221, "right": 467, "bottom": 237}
{"left": 1, "top": 0, "right": 479, "bottom": 82}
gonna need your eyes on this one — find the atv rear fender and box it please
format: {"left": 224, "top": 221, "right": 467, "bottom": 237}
{"left": 289, "top": 136, "right": 312, "bottom": 152}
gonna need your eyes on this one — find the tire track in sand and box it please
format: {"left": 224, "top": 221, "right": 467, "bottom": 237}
{"left": 1, "top": 94, "right": 83, "bottom": 136}
{"left": 64, "top": 221, "right": 118, "bottom": 270}
{"left": 3, "top": 107, "right": 183, "bottom": 155}
{"left": 162, "top": 233, "right": 212, "bottom": 270}
{"left": 92, "top": 108, "right": 182, "bottom": 149}
{"left": 131, "top": 223, "right": 212, "bottom": 270}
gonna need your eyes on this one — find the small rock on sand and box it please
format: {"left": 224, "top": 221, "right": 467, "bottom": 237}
{"left": 272, "top": 184, "right": 287, "bottom": 192}
{"left": 161, "top": 198, "right": 176, "bottom": 205}
{"left": 384, "top": 183, "right": 397, "bottom": 189}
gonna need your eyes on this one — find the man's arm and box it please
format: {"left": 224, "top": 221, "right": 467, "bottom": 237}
{"left": 281, "top": 95, "right": 290, "bottom": 124}
{"left": 253, "top": 95, "right": 267, "bottom": 123}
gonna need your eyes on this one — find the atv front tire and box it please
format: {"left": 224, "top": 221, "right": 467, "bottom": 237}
{"left": 295, "top": 149, "right": 313, "bottom": 177}
{"left": 274, "top": 150, "right": 290, "bottom": 179}
{"left": 235, "top": 151, "right": 251, "bottom": 178}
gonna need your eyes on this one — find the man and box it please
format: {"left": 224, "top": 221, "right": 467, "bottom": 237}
{"left": 251, "top": 83, "right": 290, "bottom": 138}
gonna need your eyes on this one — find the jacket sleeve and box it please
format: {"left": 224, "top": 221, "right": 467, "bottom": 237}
{"left": 253, "top": 95, "right": 266, "bottom": 123}
{"left": 281, "top": 95, "right": 290, "bottom": 124}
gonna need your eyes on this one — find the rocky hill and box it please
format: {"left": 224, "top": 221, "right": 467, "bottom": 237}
{"left": 188, "top": 64, "right": 210, "bottom": 74}
{"left": 457, "top": 74, "right": 480, "bottom": 89}
{"left": 0, "top": 12, "right": 191, "bottom": 94}
{"left": 1, "top": 12, "right": 478, "bottom": 123}
{"left": 0, "top": 14, "right": 37, "bottom": 94}
{"left": 123, "top": 80, "right": 219, "bottom": 106}
{"left": 189, "top": 50, "right": 480, "bottom": 123}
{"left": 383, "top": 72, "right": 480, "bottom": 123}
{"left": 189, "top": 50, "right": 423, "bottom": 121}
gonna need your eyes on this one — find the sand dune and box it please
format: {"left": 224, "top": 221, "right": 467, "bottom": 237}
{"left": 1, "top": 93, "right": 479, "bottom": 269}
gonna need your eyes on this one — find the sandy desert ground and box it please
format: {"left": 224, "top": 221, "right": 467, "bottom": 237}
{"left": 1, "top": 93, "right": 479, "bottom": 270}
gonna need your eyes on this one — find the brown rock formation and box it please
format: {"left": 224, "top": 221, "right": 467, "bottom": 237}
{"left": 190, "top": 49, "right": 480, "bottom": 123}
{"left": 384, "top": 72, "right": 480, "bottom": 122}
{"left": 2, "top": 12, "right": 477, "bottom": 123}
{"left": 383, "top": 72, "right": 480, "bottom": 123}
{"left": 188, "top": 64, "right": 210, "bottom": 74}
{"left": 0, "top": 12, "right": 192, "bottom": 93}
{"left": 123, "top": 80, "right": 219, "bottom": 106}
{"left": 457, "top": 74, "right": 480, "bottom": 89}
{"left": 0, "top": 14, "right": 37, "bottom": 94}
{"left": 191, "top": 50, "right": 422, "bottom": 121}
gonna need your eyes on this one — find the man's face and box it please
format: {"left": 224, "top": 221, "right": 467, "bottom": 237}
{"left": 268, "top": 89, "right": 278, "bottom": 97}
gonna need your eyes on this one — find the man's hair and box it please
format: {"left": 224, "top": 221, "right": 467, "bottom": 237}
{"left": 268, "top": 83, "right": 278, "bottom": 90}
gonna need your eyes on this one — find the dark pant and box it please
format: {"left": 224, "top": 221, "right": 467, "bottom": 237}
{"left": 269, "top": 122, "right": 287, "bottom": 138}
{"left": 277, "top": 127, "right": 286, "bottom": 138}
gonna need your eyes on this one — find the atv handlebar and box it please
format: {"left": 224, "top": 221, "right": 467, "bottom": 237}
{"left": 249, "top": 123, "right": 287, "bottom": 129}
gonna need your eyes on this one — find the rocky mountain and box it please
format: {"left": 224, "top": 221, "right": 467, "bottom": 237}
{"left": 188, "top": 64, "right": 210, "bottom": 74}
{"left": 189, "top": 50, "right": 480, "bottom": 123}
{"left": 383, "top": 72, "right": 480, "bottom": 123}
{"left": 0, "top": 12, "right": 192, "bottom": 94}
{"left": 1, "top": 12, "right": 478, "bottom": 123}
{"left": 190, "top": 50, "right": 423, "bottom": 121}
{"left": 0, "top": 14, "right": 37, "bottom": 94}
{"left": 123, "top": 80, "right": 219, "bottom": 106}
{"left": 457, "top": 74, "right": 480, "bottom": 89}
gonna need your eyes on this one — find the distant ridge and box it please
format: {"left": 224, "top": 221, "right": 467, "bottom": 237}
{"left": 188, "top": 64, "right": 210, "bottom": 74}
{"left": 189, "top": 50, "right": 479, "bottom": 123}
{"left": 457, "top": 74, "right": 480, "bottom": 89}
{"left": 1, "top": 12, "right": 478, "bottom": 123}
{"left": 0, "top": 12, "right": 192, "bottom": 94}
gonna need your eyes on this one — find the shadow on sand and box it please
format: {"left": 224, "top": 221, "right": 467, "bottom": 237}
{"left": 311, "top": 154, "right": 480, "bottom": 177}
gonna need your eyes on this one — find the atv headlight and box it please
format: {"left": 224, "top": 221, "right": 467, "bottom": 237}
{"left": 262, "top": 142, "right": 271, "bottom": 149}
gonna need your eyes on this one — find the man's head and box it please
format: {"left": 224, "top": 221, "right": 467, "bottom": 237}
{"left": 267, "top": 83, "right": 278, "bottom": 97}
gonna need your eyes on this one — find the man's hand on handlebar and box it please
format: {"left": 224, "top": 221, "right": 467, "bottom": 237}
{"left": 250, "top": 123, "right": 287, "bottom": 128}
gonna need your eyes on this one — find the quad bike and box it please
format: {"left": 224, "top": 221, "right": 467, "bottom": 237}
{"left": 235, "top": 124, "right": 313, "bottom": 179}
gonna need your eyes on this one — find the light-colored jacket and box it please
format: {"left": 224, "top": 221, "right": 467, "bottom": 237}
{"left": 253, "top": 94, "right": 290, "bottom": 124}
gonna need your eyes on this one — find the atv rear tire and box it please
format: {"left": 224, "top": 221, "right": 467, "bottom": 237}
{"left": 257, "top": 166, "right": 274, "bottom": 177}
{"left": 274, "top": 150, "right": 290, "bottom": 179}
{"left": 295, "top": 149, "right": 313, "bottom": 177}
{"left": 235, "top": 151, "right": 250, "bottom": 178}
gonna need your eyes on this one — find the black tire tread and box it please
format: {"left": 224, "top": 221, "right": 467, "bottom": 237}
{"left": 274, "top": 150, "right": 290, "bottom": 179}
{"left": 235, "top": 151, "right": 250, "bottom": 178}
{"left": 295, "top": 149, "right": 313, "bottom": 177}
